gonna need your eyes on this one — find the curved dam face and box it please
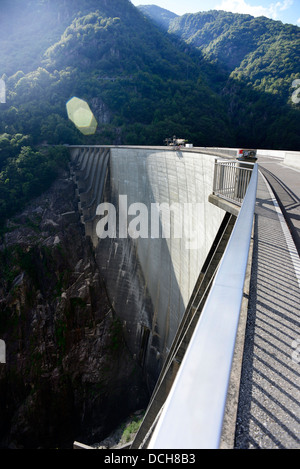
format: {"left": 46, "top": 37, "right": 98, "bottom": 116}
{"left": 70, "top": 147, "right": 225, "bottom": 391}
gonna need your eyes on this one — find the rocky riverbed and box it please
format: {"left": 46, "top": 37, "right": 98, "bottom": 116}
{"left": 0, "top": 169, "right": 149, "bottom": 449}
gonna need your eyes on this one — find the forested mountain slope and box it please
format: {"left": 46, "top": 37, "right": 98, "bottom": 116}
{"left": 0, "top": 0, "right": 299, "bottom": 225}
{"left": 140, "top": 6, "right": 300, "bottom": 103}
{"left": 138, "top": 4, "right": 178, "bottom": 30}
{"left": 0, "top": 0, "right": 232, "bottom": 148}
{"left": 139, "top": 6, "right": 300, "bottom": 150}
{"left": 169, "top": 10, "right": 300, "bottom": 101}
{"left": 1, "top": 0, "right": 299, "bottom": 150}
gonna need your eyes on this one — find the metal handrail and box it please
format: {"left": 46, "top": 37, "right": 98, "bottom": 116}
{"left": 213, "top": 159, "right": 255, "bottom": 205}
{"left": 148, "top": 163, "right": 258, "bottom": 449}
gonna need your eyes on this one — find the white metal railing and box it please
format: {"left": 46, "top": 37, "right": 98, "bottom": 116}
{"left": 148, "top": 163, "right": 258, "bottom": 449}
{"left": 213, "top": 159, "right": 255, "bottom": 205}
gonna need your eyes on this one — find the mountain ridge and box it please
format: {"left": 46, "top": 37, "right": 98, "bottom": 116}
{"left": 0, "top": 0, "right": 234, "bottom": 148}
{"left": 0, "top": 0, "right": 299, "bottom": 153}
{"left": 137, "top": 4, "right": 178, "bottom": 29}
{"left": 139, "top": 6, "right": 300, "bottom": 101}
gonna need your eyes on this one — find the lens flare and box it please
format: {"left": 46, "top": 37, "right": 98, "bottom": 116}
{"left": 66, "top": 97, "right": 97, "bottom": 135}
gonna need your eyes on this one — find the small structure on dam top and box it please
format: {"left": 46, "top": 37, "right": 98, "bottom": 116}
{"left": 164, "top": 136, "right": 188, "bottom": 148}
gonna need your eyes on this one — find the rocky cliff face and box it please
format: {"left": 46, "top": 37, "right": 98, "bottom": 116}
{"left": 0, "top": 169, "right": 149, "bottom": 449}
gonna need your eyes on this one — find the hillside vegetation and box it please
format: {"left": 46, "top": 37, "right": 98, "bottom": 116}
{"left": 0, "top": 0, "right": 299, "bottom": 224}
{"left": 165, "top": 10, "right": 300, "bottom": 101}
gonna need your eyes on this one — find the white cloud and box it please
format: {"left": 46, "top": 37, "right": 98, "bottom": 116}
{"left": 297, "top": 17, "right": 300, "bottom": 25}
{"left": 215, "top": 0, "right": 293, "bottom": 20}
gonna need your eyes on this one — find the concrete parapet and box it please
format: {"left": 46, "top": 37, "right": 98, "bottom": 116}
{"left": 197, "top": 147, "right": 238, "bottom": 158}
{"left": 283, "top": 151, "right": 300, "bottom": 170}
{"left": 256, "top": 149, "right": 287, "bottom": 159}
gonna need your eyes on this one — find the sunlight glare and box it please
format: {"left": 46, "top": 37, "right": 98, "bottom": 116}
{"left": 66, "top": 97, "right": 98, "bottom": 135}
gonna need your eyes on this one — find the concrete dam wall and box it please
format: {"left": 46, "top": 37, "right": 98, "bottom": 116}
{"left": 70, "top": 147, "right": 225, "bottom": 391}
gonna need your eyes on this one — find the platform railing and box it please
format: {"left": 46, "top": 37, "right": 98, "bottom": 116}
{"left": 148, "top": 163, "right": 258, "bottom": 449}
{"left": 213, "top": 159, "right": 255, "bottom": 205}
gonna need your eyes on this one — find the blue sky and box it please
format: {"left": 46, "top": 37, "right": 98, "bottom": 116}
{"left": 131, "top": 0, "right": 300, "bottom": 26}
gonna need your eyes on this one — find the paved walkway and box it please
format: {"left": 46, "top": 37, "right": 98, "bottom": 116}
{"left": 258, "top": 156, "right": 300, "bottom": 255}
{"left": 234, "top": 158, "right": 300, "bottom": 449}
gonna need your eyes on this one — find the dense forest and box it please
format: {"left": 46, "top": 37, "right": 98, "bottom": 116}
{"left": 0, "top": 0, "right": 299, "bottom": 226}
{"left": 141, "top": 6, "right": 300, "bottom": 102}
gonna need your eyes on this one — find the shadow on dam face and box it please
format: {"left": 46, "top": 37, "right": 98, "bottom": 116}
{"left": 71, "top": 147, "right": 225, "bottom": 392}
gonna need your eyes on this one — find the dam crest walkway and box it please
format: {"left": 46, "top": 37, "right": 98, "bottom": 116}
{"left": 232, "top": 155, "right": 300, "bottom": 449}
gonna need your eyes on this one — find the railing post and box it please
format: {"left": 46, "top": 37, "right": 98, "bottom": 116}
{"left": 234, "top": 155, "right": 257, "bottom": 200}
{"left": 213, "top": 158, "right": 218, "bottom": 194}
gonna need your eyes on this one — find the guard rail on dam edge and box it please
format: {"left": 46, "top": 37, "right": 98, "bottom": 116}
{"left": 68, "top": 145, "right": 258, "bottom": 449}
{"left": 147, "top": 163, "right": 258, "bottom": 449}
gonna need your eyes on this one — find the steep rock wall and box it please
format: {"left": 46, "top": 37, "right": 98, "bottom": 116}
{"left": 0, "top": 171, "right": 149, "bottom": 449}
